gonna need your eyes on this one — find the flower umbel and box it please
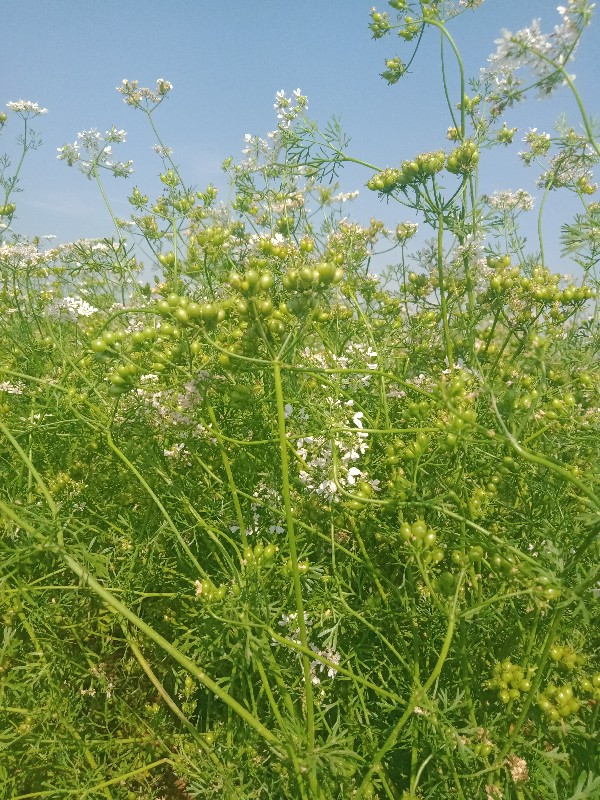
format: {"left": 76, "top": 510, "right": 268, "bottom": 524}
{"left": 57, "top": 127, "right": 133, "bottom": 179}
{"left": 6, "top": 100, "right": 48, "bottom": 117}
{"left": 117, "top": 78, "right": 173, "bottom": 110}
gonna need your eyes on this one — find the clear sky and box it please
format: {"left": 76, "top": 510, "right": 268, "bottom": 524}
{"left": 3, "top": 1, "right": 599, "bottom": 273}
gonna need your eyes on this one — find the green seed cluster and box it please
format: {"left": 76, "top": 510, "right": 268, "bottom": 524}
{"left": 243, "top": 541, "right": 279, "bottom": 568}
{"left": 472, "top": 740, "right": 494, "bottom": 759}
{"left": 344, "top": 481, "right": 377, "bottom": 511}
{"left": 446, "top": 140, "right": 479, "bottom": 174}
{"left": 282, "top": 262, "right": 344, "bottom": 290}
{"left": 84, "top": 250, "right": 348, "bottom": 394}
{"left": 366, "top": 150, "right": 445, "bottom": 192}
{"left": 537, "top": 669, "right": 600, "bottom": 721}
{"left": 0, "top": 202, "right": 16, "bottom": 216}
{"left": 549, "top": 644, "right": 585, "bottom": 671}
{"left": 484, "top": 260, "right": 595, "bottom": 306}
{"left": 489, "top": 660, "right": 534, "bottom": 704}
{"left": 399, "top": 519, "right": 443, "bottom": 565}
{"left": 369, "top": 9, "right": 392, "bottom": 38}
{"left": 579, "top": 673, "right": 600, "bottom": 701}
{"left": 536, "top": 684, "right": 581, "bottom": 720}
{"left": 196, "top": 543, "right": 280, "bottom": 603}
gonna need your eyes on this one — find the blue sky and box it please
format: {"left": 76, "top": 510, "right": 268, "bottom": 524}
{"left": 3, "top": 0, "right": 599, "bottom": 272}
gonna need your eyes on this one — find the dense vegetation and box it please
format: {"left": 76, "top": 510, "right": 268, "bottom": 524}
{"left": 1, "top": 2, "right": 599, "bottom": 798}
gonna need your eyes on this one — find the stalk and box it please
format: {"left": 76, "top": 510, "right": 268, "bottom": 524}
{"left": 273, "top": 361, "right": 318, "bottom": 794}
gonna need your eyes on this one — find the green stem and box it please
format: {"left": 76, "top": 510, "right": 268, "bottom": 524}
{"left": 92, "top": 163, "right": 126, "bottom": 249}
{"left": 427, "top": 19, "right": 466, "bottom": 138}
{"left": 437, "top": 211, "right": 454, "bottom": 368}
{"left": 255, "top": 658, "right": 309, "bottom": 800}
{"left": 206, "top": 404, "right": 249, "bottom": 547}
{"left": 272, "top": 361, "right": 317, "bottom": 792}
{"left": 522, "top": 46, "right": 600, "bottom": 158}
{"left": 488, "top": 392, "right": 600, "bottom": 512}
{"left": 537, "top": 180, "right": 552, "bottom": 268}
{"left": 4, "top": 119, "right": 30, "bottom": 204}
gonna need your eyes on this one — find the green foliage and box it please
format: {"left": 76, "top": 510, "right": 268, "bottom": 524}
{"left": 1, "top": 3, "right": 599, "bottom": 799}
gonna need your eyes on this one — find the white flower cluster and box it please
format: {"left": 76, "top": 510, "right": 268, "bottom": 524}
{"left": 236, "top": 90, "right": 307, "bottom": 173}
{"left": 453, "top": 233, "right": 487, "bottom": 269}
{"left": 331, "top": 190, "right": 360, "bottom": 203}
{"left": 277, "top": 612, "right": 341, "bottom": 685}
{"left": 284, "top": 403, "right": 308, "bottom": 421}
{"left": 135, "top": 382, "right": 197, "bottom": 428}
{"left": 273, "top": 88, "right": 308, "bottom": 129}
{"left": 310, "top": 646, "right": 340, "bottom": 684}
{"left": 0, "top": 381, "right": 25, "bottom": 395}
{"left": 163, "top": 442, "right": 191, "bottom": 461}
{"left": 537, "top": 149, "right": 597, "bottom": 190}
{"left": 51, "top": 296, "right": 98, "bottom": 318}
{"left": 117, "top": 78, "right": 173, "bottom": 108}
{"left": 270, "top": 192, "right": 305, "bottom": 214}
{"left": 247, "top": 480, "right": 286, "bottom": 537}
{"left": 0, "top": 241, "right": 47, "bottom": 266}
{"left": 339, "top": 342, "right": 379, "bottom": 388}
{"left": 6, "top": 100, "right": 48, "bottom": 116}
{"left": 485, "top": 1, "right": 594, "bottom": 99}
{"left": 57, "top": 126, "right": 133, "bottom": 179}
{"left": 295, "top": 394, "right": 376, "bottom": 500}
{"left": 486, "top": 189, "right": 535, "bottom": 211}
{"left": 46, "top": 238, "right": 123, "bottom": 260}
{"left": 152, "top": 143, "right": 174, "bottom": 157}
{"left": 239, "top": 132, "right": 275, "bottom": 172}
{"left": 507, "top": 754, "right": 529, "bottom": 784}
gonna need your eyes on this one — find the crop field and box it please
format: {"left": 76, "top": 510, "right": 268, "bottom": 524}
{"left": 1, "top": 2, "right": 599, "bottom": 799}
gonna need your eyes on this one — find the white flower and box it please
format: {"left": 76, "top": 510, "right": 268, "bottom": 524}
{"left": 7, "top": 100, "right": 48, "bottom": 116}
{"left": 346, "top": 467, "right": 362, "bottom": 486}
{"left": 163, "top": 442, "right": 189, "bottom": 459}
{"left": 152, "top": 143, "right": 173, "bottom": 157}
{"left": 0, "top": 381, "right": 24, "bottom": 395}
{"left": 485, "top": 2, "right": 594, "bottom": 99}
{"left": 105, "top": 126, "right": 127, "bottom": 143}
{"left": 58, "top": 127, "right": 133, "bottom": 178}
{"left": 312, "top": 647, "right": 341, "bottom": 679}
{"left": 507, "top": 754, "right": 529, "bottom": 783}
{"left": 52, "top": 296, "right": 98, "bottom": 318}
{"left": 117, "top": 78, "right": 172, "bottom": 108}
{"left": 317, "top": 478, "right": 338, "bottom": 496}
{"left": 332, "top": 190, "right": 360, "bottom": 203}
{"left": 486, "top": 189, "right": 535, "bottom": 211}
{"left": 268, "top": 524, "right": 285, "bottom": 535}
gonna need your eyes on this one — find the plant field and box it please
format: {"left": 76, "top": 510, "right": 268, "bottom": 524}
{"left": 1, "top": 2, "right": 599, "bottom": 798}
